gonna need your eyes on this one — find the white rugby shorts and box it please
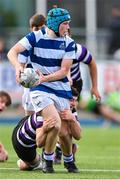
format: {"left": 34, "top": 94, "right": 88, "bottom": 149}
{"left": 30, "top": 90, "right": 70, "bottom": 113}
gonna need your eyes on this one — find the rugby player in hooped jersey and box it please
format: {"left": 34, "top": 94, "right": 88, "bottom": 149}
{"left": 7, "top": 7, "right": 78, "bottom": 173}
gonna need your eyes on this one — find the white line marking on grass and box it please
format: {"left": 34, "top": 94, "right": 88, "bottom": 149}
{"left": 81, "top": 169, "right": 120, "bottom": 172}
{"left": 79, "top": 156, "right": 120, "bottom": 159}
{"left": 0, "top": 167, "right": 18, "bottom": 170}
{"left": 0, "top": 167, "right": 120, "bottom": 172}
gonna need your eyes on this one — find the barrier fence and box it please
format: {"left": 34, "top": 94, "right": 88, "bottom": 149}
{"left": 0, "top": 61, "right": 120, "bottom": 104}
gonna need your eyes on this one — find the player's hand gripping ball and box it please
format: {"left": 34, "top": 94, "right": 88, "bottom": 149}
{"left": 20, "top": 68, "right": 40, "bottom": 88}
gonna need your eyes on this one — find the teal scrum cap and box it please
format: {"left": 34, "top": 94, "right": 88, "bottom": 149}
{"left": 46, "top": 8, "right": 71, "bottom": 36}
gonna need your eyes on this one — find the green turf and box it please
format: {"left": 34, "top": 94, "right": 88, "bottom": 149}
{"left": 0, "top": 125, "right": 120, "bottom": 179}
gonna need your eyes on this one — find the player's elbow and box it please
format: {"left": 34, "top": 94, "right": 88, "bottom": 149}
{"left": 72, "top": 127, "right": 82, "bottom": 140}
{"left": 74, "top": 134, "right": 81, "bottom": 140}
{"left": 73, "top": 133, "right": 81, "bottom": 140}
{"left": 61, "top": 67, "right": 70, "bottom": 77}
{"left": 7, "top": 50, "right": 11, "bottom": 60}
{"left": 7, "top": 48, "right": 16, "bottom": 62}
{"left": 36, "top": 137, "right": 45, "bottom": 148}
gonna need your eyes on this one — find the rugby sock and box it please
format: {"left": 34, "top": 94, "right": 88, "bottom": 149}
{"left": 63, "top": 154, "right": 73, "bottom": 163}
{"left": 44, "top": 151, "right": 54, "bottom": 161}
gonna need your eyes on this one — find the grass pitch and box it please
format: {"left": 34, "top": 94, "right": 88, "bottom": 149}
{"left": 0, "top": 125, "right": 120, "bottom": 179}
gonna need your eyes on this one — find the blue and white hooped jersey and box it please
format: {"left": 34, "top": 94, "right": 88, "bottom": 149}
{"left": 71, "top": 43, "right": 92, "bottom": 82}
{"left": 18, "top": 27, "right": 76, "bottom": 99}
{"left": 18, "top": 45, "right": 33, "bottom": 69}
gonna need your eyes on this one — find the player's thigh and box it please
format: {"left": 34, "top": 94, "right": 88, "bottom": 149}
{"left": 41, "top": 104, "right": 61, "bottom": 129}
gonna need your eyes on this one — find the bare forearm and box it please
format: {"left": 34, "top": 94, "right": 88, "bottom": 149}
{"left": 41, "top": 59, "right": 73, "bottom": 83}
{"left": 7, "top": 49, "right": 20, "bottom": 68}
{"left": 36, "top": 128, "right": 47, "bottom": 148}
{"left": 69, "top": 120, "right": 82, "bottom": 140}
{"left": 89, "top": 60, "right": 98, "bottom": 88}
{"left": 41, "top": 68, "right": 68, "bottom": 82}
{"left": 7, "top": 43, "right": 26, "bottom": 69}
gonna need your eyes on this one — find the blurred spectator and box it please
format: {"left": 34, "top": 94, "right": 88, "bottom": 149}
{"left": 0, "top": 91, "right": 12, "bottom": 162}
{"left": 107, "top": 7, "right": 120, "bottom": 56}
{"left": 0, "top": 38, "right": 7, "bottom": 62}
{"left": 78, "top": 91, "right": 120, "bottom": 124}
{"left": 106, "top": 91, "right": 120, "bottom": 113}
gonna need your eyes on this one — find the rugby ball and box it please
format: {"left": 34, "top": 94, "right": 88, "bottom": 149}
{"left": 20, "top": 68, "right": 39, "bottom": 88}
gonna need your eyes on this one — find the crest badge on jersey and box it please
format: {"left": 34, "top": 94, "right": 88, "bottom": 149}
{"left": 59, "top": 42, "right": 66, "bottom": 50}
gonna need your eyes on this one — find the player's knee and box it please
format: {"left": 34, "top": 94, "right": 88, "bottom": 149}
{"left": 59, "top": 128, "right": 69, "bottom": 138}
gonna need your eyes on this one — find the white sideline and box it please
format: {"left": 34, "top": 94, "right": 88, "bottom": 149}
{"left": 0, "top": 167, "right": 120, "bottom": 172}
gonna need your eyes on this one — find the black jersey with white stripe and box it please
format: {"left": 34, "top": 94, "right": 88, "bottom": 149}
{"left": 17, "top": 113, "right": 43, "bottom": 147}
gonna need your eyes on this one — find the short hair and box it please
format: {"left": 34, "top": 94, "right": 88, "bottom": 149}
{"left": 0, "top": 91, "right": 11, "bottom": 106}
{"left": 29, "top": 14, "right": 46, "bottom": 29}
{"left": 71, "top": 86, "right": 79, "bottom": 98}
